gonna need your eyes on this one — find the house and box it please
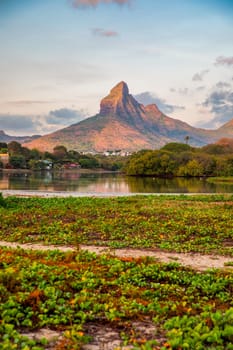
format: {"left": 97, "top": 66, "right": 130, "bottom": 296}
{"left": 62, "top": 162, "right": 80, "bottom": 169}
{"left": 40, "top": 160, "right": 53, "bottom": 170}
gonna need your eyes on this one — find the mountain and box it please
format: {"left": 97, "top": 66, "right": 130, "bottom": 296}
{"left": 24, "top": 81, "right": 232, "bottom": 152}
{"left": 0, "top": 130, "right": 40, "bottom": 144}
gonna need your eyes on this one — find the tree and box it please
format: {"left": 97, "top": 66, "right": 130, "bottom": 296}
{"left": 9, "top": 155, "right": 26, "bottom": 169}
{"left": 8, "top": 141, "right": 23, "bottom": 156}
{"left": 0, "top": 142, "right": 8, "bottom": 153}
{"left": 0, "top": 142, "right": 7, "bottom": 149}
{"left": 178, "top": 159, "right": 204, "bottom": 177}
{"left": 184, "top": 135, "right": 190, "bottom": 145}
{"left": 53, "top": 145, "right": 68, "bottom": 160}
{"left": 161, "top": 142, "right": 193, "bottom": 153}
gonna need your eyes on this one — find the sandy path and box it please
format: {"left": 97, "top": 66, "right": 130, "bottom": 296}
{"left": 2, "top": 189, "right": 214, "bottom": 198}
{"left": 0, "top": 240, "right": 232, "bottom": 271}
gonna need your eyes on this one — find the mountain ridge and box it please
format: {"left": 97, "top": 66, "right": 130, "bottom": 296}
{"left": 20, "top": 81, "right": 233, "bottom": 152}
{"left": 0, "top": 130, "right": 40, "bottom": 144}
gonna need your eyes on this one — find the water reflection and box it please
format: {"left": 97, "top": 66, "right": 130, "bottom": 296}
{"left": 0, "top": 171, "right": 233, "bottom": 193}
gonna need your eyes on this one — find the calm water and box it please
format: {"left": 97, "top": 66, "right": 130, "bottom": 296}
{"left": 1, "top": 171, "right": 233, "bottom": 194}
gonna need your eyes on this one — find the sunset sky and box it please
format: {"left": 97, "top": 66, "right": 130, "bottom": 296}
{"left": 1, "top": 0, "right": 233, "bottom": 135}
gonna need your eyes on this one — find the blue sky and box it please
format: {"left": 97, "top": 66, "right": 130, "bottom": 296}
{"left": 0, "top": 0, "right": 233, "bottom": 135}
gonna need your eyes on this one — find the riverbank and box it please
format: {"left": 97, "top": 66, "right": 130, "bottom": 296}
{"left": 1, "top": 167, "right": 120, "bottom": 174}
{"left": 1, "top": 189, "right": 148, "bottom": 197}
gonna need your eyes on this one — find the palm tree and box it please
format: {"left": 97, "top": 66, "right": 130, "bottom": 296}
{"left": 184, "top": 135, "right": 190, "bottom": 145}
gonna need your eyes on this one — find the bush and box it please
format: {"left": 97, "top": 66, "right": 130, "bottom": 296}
{"left": 0, "top": 192, "right": 6, "bottom": 207}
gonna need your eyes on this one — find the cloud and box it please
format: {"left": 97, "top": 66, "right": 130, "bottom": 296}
{"left": 215, "top": 56, "right": 233, "bottom": 67}
{"left": 169, "top": 88, "right": 189, "bottom": 95}
{"left": 0, "top": 114, "right": 43, "bottom": 135}
{"left": 192, "top": 69, "right": 209, "bottom": 82}
{"left": 201, "top": 88, "right": 233, "bottom": 128}
{"left": 70, "top": 0, "right": 131, "bottom": 8}
{"left": 46, "top": 108, "right": 87, "bottom": 125}
{"left": 178, "top": 88, "right": 189, "bottom": 95}
{"left": 6, "top": 100, "right": 52, "bottom": 106}
{"left": 196, "top": 86, "right": 206, "bottom": 91}
{"left": 134, "top": 92, "right": 185, "bottom": 114}
{"left": 216, "top": 81, "right": 231, "bottom": 89}
{"left": 92, "top": 28, "right": 118, "bottom": 37}
{"left": 0, "top": 108, "right": 88, "bottom": 136}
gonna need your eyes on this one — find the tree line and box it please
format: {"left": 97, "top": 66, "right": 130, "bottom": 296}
{"left": 0, "top": 142, "right": 127, "bottom": 171}
{"left": 125, "top": 140, "right": 233, "bottom": 177}
{"left": 1, "top": 139, "right": 233, "bottom": 177}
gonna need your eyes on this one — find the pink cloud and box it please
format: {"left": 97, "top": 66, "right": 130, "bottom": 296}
{"left": 215, "top": 56, "right": 233, "bottom": 67}
{"left": 71, "top": 0, "right": 131, "bottom": 8}
{"left": 92, "top": 28, "right": 118, "bottom": 37}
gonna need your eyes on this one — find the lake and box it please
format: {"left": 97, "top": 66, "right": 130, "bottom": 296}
{"left": 0, "top": 171, "right": 233, "bottom": 194}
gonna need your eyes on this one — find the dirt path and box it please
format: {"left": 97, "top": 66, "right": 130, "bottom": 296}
{"left": 0, "top": 240, "right": 232, "bottom": 271}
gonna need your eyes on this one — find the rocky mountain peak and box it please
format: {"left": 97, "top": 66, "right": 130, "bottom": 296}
{"left": 99, "top": 81, "right": 145, "bottom": 121}
{"left": 100, "top": 81, "right": 130, "bottom": 116}
{"left": 110, "top": 81, "right": 129, "bottom": 97}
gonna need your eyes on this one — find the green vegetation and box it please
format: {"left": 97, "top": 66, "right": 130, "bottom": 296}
{"left": 0, "top": 142, "right": 8, "bottom": 154}
{"left": 2, "top": 141, "right": 128, "bottom": 171}
{"left": 125, "top": 142, "right": 233, "bottom": 177}
{"left": 0, "top": 247, "right": 233, "bottom": 349}
{"left": 0, "top": 192, "right": 6, "bottom": 207}
{"left": 0, "top": 194, "right": 233, "bottom": 348}
{"left": 0, "top": 195, "right": 233, "bottom": 256}
{"left": 207, "top": 177, "right": 233, "bottom": 184}
{"left": 3, "top": 139, "right": 233, "bottom": 176}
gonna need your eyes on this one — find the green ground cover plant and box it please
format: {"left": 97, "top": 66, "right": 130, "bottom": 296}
{"left": 207, "top": 177, "right": 233, "bottom": 184}
{"left": 0, "top": 247, "right": 233, "bottom": 349}
{"left": 0, "top": 195, "right": 233, "bottom": 255}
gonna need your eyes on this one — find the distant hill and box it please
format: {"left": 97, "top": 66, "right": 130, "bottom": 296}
{"left": 0, "top": 130, "right": 40, "bottom": 144}
{"left": 24, "top": 81, "right": 232, "bottom": 152}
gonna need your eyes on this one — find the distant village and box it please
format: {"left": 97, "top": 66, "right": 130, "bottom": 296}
{"left": 0, "top": 141, "right": 130, "bottom": 171}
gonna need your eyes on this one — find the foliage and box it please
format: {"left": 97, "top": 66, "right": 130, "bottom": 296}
{"left": 161, "top": 143, "right": 194, "bottom": 153}
{"left": 207, "top": 177, "right": 233, "bottom": 184}
{"left": 3, "top": 141, "right": 126, "bottom": 171}
{"left": 178, "top": 160, "right": 204, "bottom": 177}
{"left": 0, "top": 247, "right": 233, "bottom": 349}
{"left": 0, "top": 195, "right": 233, "bottom": 256}
{"left": 165, "top": 309, "right": 233, "bottom": 349}
{"left": 125, "top": 142, "right": 233, "bottom": 177}
{"left": 0, "top": 192, "right": 6, "bottom": 207}
{"left": 9, "top": 155, "right": 27, "bottom": 169}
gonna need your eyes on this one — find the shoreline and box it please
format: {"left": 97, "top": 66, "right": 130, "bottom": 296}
{"left": 1, "top": 189, "right": 153, "bottom": 198}
{"left": 1, "top": 189, "right": 228, "bottom": 198}
{"left": 1, "top": 168, "right": 121, "bottom": 174}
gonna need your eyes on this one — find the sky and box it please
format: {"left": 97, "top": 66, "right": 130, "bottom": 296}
{"left": 0, "top": 0, "right": 233, "bottom": 136}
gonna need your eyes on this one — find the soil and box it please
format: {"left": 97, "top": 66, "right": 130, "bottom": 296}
{"left": 0, "top": 240, "right": 232, "bottom": 272}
